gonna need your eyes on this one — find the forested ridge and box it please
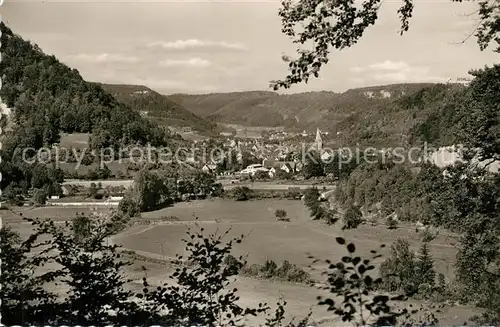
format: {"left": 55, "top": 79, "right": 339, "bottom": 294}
{"left": 0, "top": 22, "right": 170, "bottom": 156}
{"left": 0, "top": 22, "right": 180, "bottom": 197}
{"left": 99, "top": 83, "right": 220, "bottom": 136}
{"left": 170, "top": 83, "right": 469, "bottom": 147}
{"left": 2, "top": 10, "right": 500, "bottom": 326}
{"left": 0, "top": 17, "right": 469, "bottom": 151}
{"left": 326, "top": 65, "right": 500, "bottom": 324}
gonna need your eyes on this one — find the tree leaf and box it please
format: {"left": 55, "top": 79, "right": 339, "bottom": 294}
{"left": 347, "top": 243, "right": 356, "bottom": 253}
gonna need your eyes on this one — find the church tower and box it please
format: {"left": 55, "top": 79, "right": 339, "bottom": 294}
{"left": 310, "top": 128, "right": 322, "bottom": 153}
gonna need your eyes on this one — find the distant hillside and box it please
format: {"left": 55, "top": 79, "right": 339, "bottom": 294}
{"left": 169, "top": 83, "right": 463, "bottom": 147}
{"left": 0, "top": 22, "right": 171, "bottom": 154}
{"left": 99, "top": 84, "right": 219, "bottom": 136}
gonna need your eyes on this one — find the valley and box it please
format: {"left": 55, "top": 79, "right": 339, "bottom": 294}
{"left": 1, "top": 6, "right": 500, "bottom": 326}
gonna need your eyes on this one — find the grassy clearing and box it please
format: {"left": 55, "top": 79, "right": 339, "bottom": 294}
{"left": 59, "top": 133, "right": 89, "bottom": 148}
{"left": 59, "top": 161, "right": 130, "bottom": 177}
{"left": 3, "top": 206, "right": 113, "bottom": 222}
{"left": 114, "top": 199, "right": 459, "bottom": 282}
{"left": 4, "top": 197, "right": 476, "bottom": 326}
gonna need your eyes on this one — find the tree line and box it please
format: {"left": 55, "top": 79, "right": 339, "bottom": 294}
{"left": 326, "top": 65, "right": 500, "bottom": 323}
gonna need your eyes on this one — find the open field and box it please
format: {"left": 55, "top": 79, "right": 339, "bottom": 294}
{"left": 221, "top": 124, "right": 284, "bottom": 139}
{"left": 124, "top": 262, "right": 478, "bottom": 327}
{"left": 3, "top": 206, "right": 115, "bottom": 242}
{"left": 112, "top": 198, "right": 474, "bottom": 325}
{"left": 115, "top": 199, "right": 459, "bottom": 278}
{"left": 3, "top": 199, "right": 459, "bottom": 279}
{"left": 178, "top": 130, "right": 210, "bottom": 141}
{"left": 59, "top": 133, "right": 90, "bottom": 149}
{"left": 2, "top": 206, "right": 114, "bottom": 223}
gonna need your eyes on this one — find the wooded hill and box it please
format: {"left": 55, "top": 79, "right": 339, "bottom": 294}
{"left": 0, "top": 22, "right": 172, "bottom": 156}
{"left": 0, "top": 20, "right": 469, "bottom": 150}
{"left": 99, "top": 84, "right": 220, "bottom": 137}
{"left": 168, "top": 83, "right": 466, "bottom": 147}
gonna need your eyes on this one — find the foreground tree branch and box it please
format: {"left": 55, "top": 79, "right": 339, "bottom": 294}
{"left": 271, "top": 0, "right": 500, "bottom": 90}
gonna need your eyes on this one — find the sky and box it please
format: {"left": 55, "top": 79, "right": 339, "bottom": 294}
{"left": 3, "top": 0, "right": 499, "bottom": 94}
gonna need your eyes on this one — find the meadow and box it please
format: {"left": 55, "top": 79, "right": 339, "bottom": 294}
{"left": 116, "top": 199, "right": 459, "bottom": 279}
{"left": 113, "top": 198, "right": 474, "bottom": 326}
{"left": 59, "top": 133, "right": 90, "bottom": 149}
{"left": 3, "top": 198, "right": 478, "bottom": 325}
{"left": 221, "top": 124, "right": 284, "bottom": 139}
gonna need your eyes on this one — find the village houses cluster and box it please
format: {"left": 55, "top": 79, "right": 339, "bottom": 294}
{"left": 195, "top": 128, "right": 334, "bottom": 178}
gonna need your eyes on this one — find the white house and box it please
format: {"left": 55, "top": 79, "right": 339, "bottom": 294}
{"left": 236, "top": 151, "right": 243, "bottom": 163}
{"left": 201, "top": 164, "right": 217, "bottom": 173}
{"left": 321, "top": 151, "right": 332, "bottom": 162}
{"left": 61, "top": 185, "right": 71, "bottom": 196}
{"left": 281, "top": 163, "right": 294, "bottom": 174}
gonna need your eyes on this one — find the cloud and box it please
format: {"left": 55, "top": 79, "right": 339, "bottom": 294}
{"left": 350, "top": 66, "right": 365, "bottom": 73}
{"left": 69, "top": 53, "right": 139, "bottom": 63}
{"left": 147, "top": 39, "right": 249, "bottom": 52}
{"left": 372, "top": 72, "right": 412, "bottom": 82}
{"left": 369, "top": 60, "right": 410, "bottom": 71}
{"left": 100, "top": 75, "right": 218, "bottom": 94}
{"left": 159, "top": 57, "right": 212, "bottom": 68}
{"left": 351, "top": 60, "right": 447, "bottom": 83}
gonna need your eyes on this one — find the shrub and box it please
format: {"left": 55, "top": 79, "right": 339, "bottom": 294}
{"left": 161, "top": 215, "right": 179, "bottom": 221}
{"left": 32, "top": 188, "right": 47, "bottom": 205}
{"left": 386, "top": 215, "right": 399, "bottom": 230}
{"left": 254, "top": 191, "right": 284, "bottom": 199}
{"left": 343, "top": 205, "right": 363, "bottom": 229}
{"left": 380, "top": 238, "right": 419, "bottom": 294}
{"left": 415, "top": 241, "right": 436, "bottom": 291}
{"left": 286, "top": 188, "right": 301, "bottom": 199}
{"left": 260, "top": 259, "right": 278, "bottom": 278}
{"left": 322, "top": 208, "right": 339, "bottom": 225}
{"left": 223, "top": 254, "right": 242, "bottom": 270}
{"left": 118, "top": 195, "right": 140, "bottom": 218}
{"left": 275, "top": 169, "right": 292, "bottom": 180}
{"left": 303, "top": 187, "right": 320, "bottom": 208}
{"left": 232, "top": 186, "right": 253, "bottom": 201}
{"left": 314, "top": 237, "right": 429, "bottom": 326}
{"left": 420, "top": 226, "right": 437, "bottom": 242}
{"left": 254, "top": 170, "right": 269, "bottom": 180}
{"left": 87, "top": 183, "right": 98, "bottom": 199}
{"left": 276, "top": 260, "right": 311, "bottom": 283}
{"left": 210, "top": 183, "right": 224, "bottom": 197}
{"left": 240, "top": 259, "right": 312, "bottom": 284}
{"left": 275, "top": 209, "right": 289, "bottom": 221}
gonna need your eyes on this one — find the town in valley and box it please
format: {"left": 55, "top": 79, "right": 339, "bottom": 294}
{"left": 1, "top": 1, "right": 500, "bottom": 326}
